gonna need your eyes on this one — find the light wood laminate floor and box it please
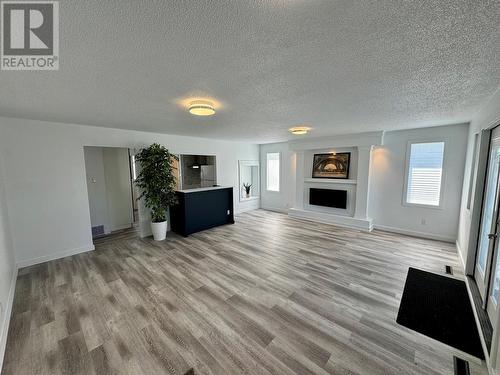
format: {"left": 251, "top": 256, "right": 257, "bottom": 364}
{"left": 2, "top": 210, "right": 487, "bottom": 374}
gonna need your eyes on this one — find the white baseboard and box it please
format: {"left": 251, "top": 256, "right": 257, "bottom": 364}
{"left": 456, "top": 240, "right": 467, "bottom": 270}
{"left": 373, "top": 224, "right": 456, "bottom": 243}
{"left": 16, "top": 244, "right": 95, "bottom": 269}
{"left": 260, "top": 206, "right": 289, "bottom": 214}
{"left": 235, "top": 204, "right": 260, "bottom": 214}
{"left": 110, "top": 223, "right": 133, "bottom": 232}
{"left": 288, "top": 208, "right": 373, "bottom": 231}
{"left": 0, "top": 266, "right": 18, "bottom": 372}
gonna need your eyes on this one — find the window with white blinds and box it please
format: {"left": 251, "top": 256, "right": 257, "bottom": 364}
{"left": 405, "top": 142, "right": 445, "bottom": 207}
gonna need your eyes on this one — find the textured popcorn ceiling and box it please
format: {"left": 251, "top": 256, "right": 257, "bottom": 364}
{"left": 0, "top": 0, "right": 499, "bottom": 142}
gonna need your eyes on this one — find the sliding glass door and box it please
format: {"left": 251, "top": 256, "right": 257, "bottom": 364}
{"left": 476, "top": 127, "right": 500, "bottom": 327}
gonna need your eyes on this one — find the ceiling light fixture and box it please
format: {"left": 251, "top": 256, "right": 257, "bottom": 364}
{"left": 188, "top": 100, "right": 215, "bottom": 116}
{"left": 289, "top": 126, "right": 311, "bottom": 135}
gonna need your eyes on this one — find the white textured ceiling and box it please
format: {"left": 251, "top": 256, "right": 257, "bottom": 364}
{"left": 0, "top": 0, "right": 499, "bottom": 143}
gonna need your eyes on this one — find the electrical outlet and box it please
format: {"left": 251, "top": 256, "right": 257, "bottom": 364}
{"left": 421, "top": 219, "right": 427, "bottom": 225}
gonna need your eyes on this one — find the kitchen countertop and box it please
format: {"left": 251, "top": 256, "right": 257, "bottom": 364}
{"left": 176, "top": 186, "right": 231, "bottom": 193}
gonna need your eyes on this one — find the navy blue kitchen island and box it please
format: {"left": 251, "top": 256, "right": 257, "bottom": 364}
{"left": 170, "top": 186, "right": 235, "bottom": 237}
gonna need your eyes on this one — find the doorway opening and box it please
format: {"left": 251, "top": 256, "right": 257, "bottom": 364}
{"left": 83, "top": 146, "right": 137, "bottom": 239}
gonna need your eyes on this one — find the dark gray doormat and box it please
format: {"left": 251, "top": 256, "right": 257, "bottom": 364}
{"left": 396, "top": 267, "right": 484, "bottom": 359}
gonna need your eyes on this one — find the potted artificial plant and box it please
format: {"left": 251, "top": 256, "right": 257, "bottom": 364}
{"left": 243, "top": 183, "right": 252, "bottom": 198}
{"left": 135, "top": 143, "right": 178, "bottom": 241}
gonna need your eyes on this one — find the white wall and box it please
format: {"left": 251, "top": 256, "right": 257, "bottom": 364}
{"left": 0, "top": 150, "right": 16, "bottom": 371}
{"left": 371, "top": 124, "right": 469, "bottom": 242}
{"left": 103, "top": 148, "right": 134, "bottom": 232}
{"left": 260, "top": 125, "right": 468, "bottom": 241}
{"left": 0, "top": 117, "right": 260, "bottom": 267}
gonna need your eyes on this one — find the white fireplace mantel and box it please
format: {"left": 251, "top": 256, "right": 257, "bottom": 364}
{"left": 289, "top": 132, "right": 383, "bottom": 231}
{"left": 304, "top": 178, "right": 357, "bottom": 185}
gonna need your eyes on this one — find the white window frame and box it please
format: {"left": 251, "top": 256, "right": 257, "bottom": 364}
{"left": 266, "top": 152, "right": 281, "bottom": 192}
{"left": 402, "top": 140, "right": 446, "bottom": 210}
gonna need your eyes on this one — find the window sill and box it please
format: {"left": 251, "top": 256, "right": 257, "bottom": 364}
{"left": 402, "top": 202, "right": 444, "bottom": 210}
{"left": 466, "top": 275, "right": 492, "bottom": 354}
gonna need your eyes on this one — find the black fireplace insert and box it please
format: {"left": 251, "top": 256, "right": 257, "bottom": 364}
{"left": 309, "top": 188, "right": 347, "bottom": 209}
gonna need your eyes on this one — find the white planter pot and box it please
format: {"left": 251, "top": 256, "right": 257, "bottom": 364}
{"left": 151, "top": 221, "right": 167, "bottom": 241}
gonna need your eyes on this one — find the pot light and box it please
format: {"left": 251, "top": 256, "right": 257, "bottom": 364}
{"left": 289, "top": 126, "right": 311, "bottom": 135}
{"left": 188, "top": 100, "right": 215, "bottom": 116}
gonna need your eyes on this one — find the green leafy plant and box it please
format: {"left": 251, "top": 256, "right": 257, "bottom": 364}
{"left": 135, "top": 143, "right": 178, "bottom": 223}
{"left": 243, "top": 183, "right": 252, "bottom": 195}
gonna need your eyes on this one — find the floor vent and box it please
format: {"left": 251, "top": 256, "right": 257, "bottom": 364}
{"left": 445, "top": 265, "right": 453, "bottom": 275}
{"left": 453, "top": 356, "right": 470, "bottom": 375}
{"left": 92, "top": 225, "right": 105, "bottom": 237}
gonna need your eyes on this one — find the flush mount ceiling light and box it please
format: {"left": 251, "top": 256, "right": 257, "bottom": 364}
{"left": 289, "top": 126, "right": 311, "bottom": 135}
{"left": 188, "top": 100, "right": 215, "bottom": 116}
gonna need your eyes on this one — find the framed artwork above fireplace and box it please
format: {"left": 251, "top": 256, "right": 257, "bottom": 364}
{"left": 312, "top": 153, "right": 350, "bottom": 179}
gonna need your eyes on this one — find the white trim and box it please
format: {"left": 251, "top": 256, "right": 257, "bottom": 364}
{"left": 238, "top": 160, "right": 260, "bottom": 202}
{"left": 261, "top": 206, "right": 289, "bottom": 214}
{"left": 239, "top": 196, "right": 260, "bottom": 202}
{"left": 110, "top": 223, "right": 133, "bottom": 232}
{"left": 288, "top": 208, "right": 373, "bottom": 231}
{"left": 402, "top": 140, "right": 446, "bottom": 210}
{"left": 0, "top": 266, "right": 18, "bottom": 373}
{"left": 402, "top": 201, "right": 445, "bottom": 210}
{"left": 456, "top": 240, "right": 467, "bottom": 270}
{"left": 16, "top": 244, "right": 95, "bottom": 269}
{"left": 466, "top": 133, "right": 480, "bottom": 211}
{"left": 235, "top": 204, "right": 260, "bottom": 215}
{"left": 304, "top": 178, "right": 357, "bottom": 185}
{"left": 374, "top": 224, "right": 455, "bottom": 243}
